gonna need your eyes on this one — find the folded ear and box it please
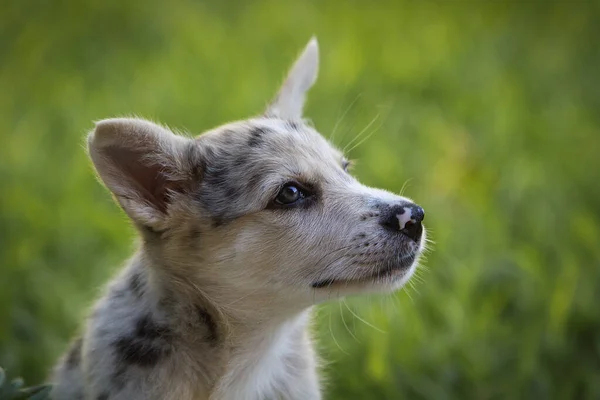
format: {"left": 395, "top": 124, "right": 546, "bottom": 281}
{"left": 88, "top": 118, "right": 201, "bottom": 231}
{"left": 266, "top": 37, "right": 319, "bottom": 120}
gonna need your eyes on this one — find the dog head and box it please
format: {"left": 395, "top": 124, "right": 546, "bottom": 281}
{"left": 88, "top": 38, "right": 426, "bottom": 310}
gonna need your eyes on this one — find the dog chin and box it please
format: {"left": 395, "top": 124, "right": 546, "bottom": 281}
{"left": 311, "top": 252, "right": 420, "bottom": 295}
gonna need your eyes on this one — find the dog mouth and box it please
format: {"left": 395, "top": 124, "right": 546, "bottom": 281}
{"left": 311, "top": 252, "right": 417, "bottom": 289}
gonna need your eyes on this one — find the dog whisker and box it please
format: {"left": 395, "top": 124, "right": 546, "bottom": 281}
{"left": 329, "top": 93, "right": 363, "bottom": 143}
{"left": 339, "top": 300, "right": 361, "bottom": 344}
{"left": 342, "top": 300, "right": 386, "bottom": 334}
{"left": 342, "top": 113, "right": 380, "bottom": 153}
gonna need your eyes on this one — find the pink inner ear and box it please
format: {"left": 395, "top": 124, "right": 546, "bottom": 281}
{"left": 105, "top": 146, "right": 171, "bottom": 214}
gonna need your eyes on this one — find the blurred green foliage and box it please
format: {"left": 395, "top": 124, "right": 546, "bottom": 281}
{"left": 0, "top": 368, "right": 51, "bottom": 400}
{"left": 1, "top": 0, "right": 599, "bottom": 398}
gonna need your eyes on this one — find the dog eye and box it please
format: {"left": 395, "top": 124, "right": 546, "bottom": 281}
{"left": 275, "top": 184, "right": 305, "bottom": 205}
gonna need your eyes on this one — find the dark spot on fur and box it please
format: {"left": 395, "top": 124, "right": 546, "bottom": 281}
{"left": 97, "top": 392, "right": 110, "bottom": 400}
{"left": 248, "top": 127, "right": 268, "bottom": 147}
{"left": 223, "top": 184, "right": 243, "bottom": 200}
{"left": 233, "top": 155, "right": 248, "bottom": 168}
{"left": 188, "top": 227, "right": 202, "bottom": 241}
{"left": 111, "top": 287, "right": 127, "bottom": 299}
{"left": 357, "top": 233, "right": 366, "bottom": 239}
{"left": 202, "top": 160, "right": 230, "bottom": 190}
{"left": 198, "top": 144, "right": 263, "bottom": 225}
{"left": 311, "top": 278, "right": 336, "bottom": 288}
{"left": 158, "top": 294, "right": 175, "bottom": 311}
{"left": 247, "top": 172, "right": 262, "bottom": 191}
{"left": 111, "top": 364, "right": 127, "bottom": 390}
{"left": 199, "top": 157, "right": 247, "bottom": 227}
{"left": 196, "top": 306, "right": 218, "bottom": 343}
{"left": 128, "top": 272, "right": 144, "bottom": 298}
{"left": 247, "top": 136, "right": 260, "bottom": 147}
{"left": 203, "top": 146, "right": 216, "bottom": 159}
{"left": 219, "top": 149, "right": 232, "bottom": 159}
{"left": 113, "top": 314, "right": 173, "bottom": 367}
{"left": 184, "top": 141, "right": 203, "bottom": 165}
{"left": 287, "top": 120, "right": 299, "bottom": 130}
{"left": 138, "top": 224, "right": 168, "bottom": 239}
{"left": 66, "top": 337, "right": 83, "bottom": 369}
{"left": 212, "top": 216, "right": 225, "bottom": 227}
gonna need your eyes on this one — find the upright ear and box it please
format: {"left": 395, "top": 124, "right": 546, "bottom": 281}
{"left": 266, "top": 37, "right": 319, "bottom": 120}
{"left": 88, "top": 118, "right": 200, "bottom": 231}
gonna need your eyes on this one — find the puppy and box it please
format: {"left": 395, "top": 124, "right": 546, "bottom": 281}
{"left": 50, "top": 38, "right": 426, "bottom": 400}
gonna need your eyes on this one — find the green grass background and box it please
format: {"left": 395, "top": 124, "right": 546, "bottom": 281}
{"left": 1, "top": 1, "right": 599, "bottom": 398}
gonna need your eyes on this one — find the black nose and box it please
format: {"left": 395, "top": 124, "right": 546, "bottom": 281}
{"left": 380, "top": 202, "right": 425, "bottom": 242}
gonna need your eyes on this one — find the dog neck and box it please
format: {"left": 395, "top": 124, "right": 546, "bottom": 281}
{"left": 130, "top": 247, "right": 318, "bottom": 398}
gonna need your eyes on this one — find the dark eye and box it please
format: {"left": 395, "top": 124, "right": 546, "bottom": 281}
{"left": 275, "top": 184, "right": 304, "bottom": 205}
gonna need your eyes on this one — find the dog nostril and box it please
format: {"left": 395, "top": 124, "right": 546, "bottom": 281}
{"left": 401, "top": 220, "right": 423, "bottom": 242}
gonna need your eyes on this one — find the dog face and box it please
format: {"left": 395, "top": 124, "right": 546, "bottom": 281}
{"left": 88, "top": 38, "right": 425, "bottom": 308}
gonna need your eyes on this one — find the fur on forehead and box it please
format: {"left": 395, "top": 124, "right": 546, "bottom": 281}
{"left": 198, "top": 118, "right": 343, "bottom": 161}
